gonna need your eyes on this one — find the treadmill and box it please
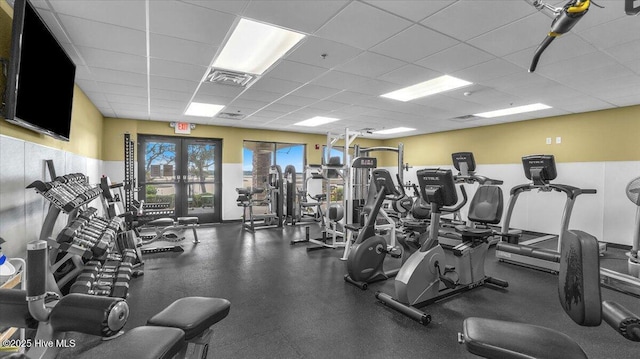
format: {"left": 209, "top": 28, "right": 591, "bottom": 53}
{"left": 495, "top": 154, "right": 596, "bottom": 273}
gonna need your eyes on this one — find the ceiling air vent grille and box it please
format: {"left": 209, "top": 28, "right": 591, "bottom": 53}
{"left": 205, "top": 69, "right": 257, "bottom": 87}
{"left": 217, "top": 112, "right": 246, "bottom": 120}
{"left": 450, "top": 115, "right": 479, "bottom": 122}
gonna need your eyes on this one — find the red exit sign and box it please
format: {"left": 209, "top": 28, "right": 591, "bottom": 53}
{"left": 174, "top": 122, "right": 191, "bottom": 134}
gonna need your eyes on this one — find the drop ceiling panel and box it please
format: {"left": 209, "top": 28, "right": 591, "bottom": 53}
{"left": 347, "top": 79, "right": 399, "bottom": 96}
{"left": 275, "top": 95, "right": 318, "bottom": 108}
{"left": 604, "top": 39, "right": 640, "bottom": 63}
{"left": 113, "top": 110, "right": 149, "bottom": 120}
{"left": 363, "top": 1, "right": 456, "bottom": 22}
{"left": 243, "top": 0, "right": 348, "bottom": 33}
{"left": 36, "top": 9, "right": 72, "bottom": 43}
{"left": 150, "top": 58, "right": 207, "bottom": 81}
{"left": 579, "top": 16, "right": 640, "bottom": 50}
{"left": 378, "top": 64, "right": 442, "bottom": 86}
{"left": 452, "top": 58, "right": 523, "bottom": 83}
{"left": 48, "top": 0, "right": 146, "bottom": 31}
{"left": 195, "top": 82, "right": 244, "bottom": 99}
{"left": 417, "top": 43, "right": 495, "bottom": 74}
{"left": 286, "top": 37, "right": 363, "bottom": 69}
{"left": 83, "top": 92, "right": 109, "bottom": 108}
{"left": 290, "top": 84, "right": 342, "bottom": 100}
{"left": 422, "top": 1, "right": 534, "bottom": 41}
{"left": 97, "top": 82, "right": 147, "bottom": 97}
{"left": 250, "top": 77, "right": 304, "bottom": 94}
{"left": 326, "top": 91, "right": 375, "bottom": 106}
{"left": 58, "top": 14, "right": 146, "bottom": 56}
{"left": 315, "top": 1, "right": 412, "bottom": 50}
{"left": 307, "top": 101, "right": 349, "bottom": 112}
{"left": 148, "top": 1, "right": 235, "bottom": 45}
{"left": 335, "top": 52, "right": 405, "bottom": 78}
{"left": 90, "top": 68, "right": 147, "bottom": 88}
{"left": 149, "top": 76, "right": 199, "bottom": 93}
{"left": 74, "top": 66, "right": 93, "bottom": 81}
{"left": 267, "top": 60, "right": 328, "bottom": 84}
{"left": 467, "top": 14, "right": 550, "bottom": 58}
{"left": 104, "top": 93, "right": 147, "bottom": 106}
{"left": 371, "top": 25, "right": 458, "bottom": 62}
{"left": 534, "top": 51, "right": 621, "bottom": 79}
{"left": 149, "top": 33, "right": 217, "bottom": 67}
{"left": 238, "top": 89, "right": 283, "bottom": 103}
{"left": 108, "top": 102, "right": 149, "bottom": 112}
{"left": 182, "top": 0, "right": 249, "bottom": 15}
{"left": 150, "top": 88, "right": 194, "bottom": 102}
{"left": 310, "top": 71, "right": 369, "bottom": 90}
{"left": 76, "top": 46, "right": 147, "bottom": 74}
{"left": 503, "top": 35, "right": 599, "bottom": 71}
{"left": 226, "top": 99, "right": 270, "bottom": 111}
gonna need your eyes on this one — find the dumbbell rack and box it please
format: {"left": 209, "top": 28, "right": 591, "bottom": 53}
{"left": 27, "top": 173, "right": 135, "bottom": 299}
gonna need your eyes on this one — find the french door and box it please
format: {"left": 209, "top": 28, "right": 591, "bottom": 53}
{"left": 138, "top": 135, "right": 222, "bottom": 223}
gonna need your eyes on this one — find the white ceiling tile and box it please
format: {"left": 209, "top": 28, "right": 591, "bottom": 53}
{"left": 310, "top": 71, "right": 370, "bottom": 90}
{"left": 84, "top": 92, "right": 109, "bottom": 107}
{"left": 74, "top": 66, "right": 94, "bottom": 81}
{"left": 113, "top": 109, "right": 149, "bottom": 120}
{"left": 371, "top": 25, "right": 458, "bottom": 62}
{"left": 534, "top": 51, "right": 622, "bottom": 79}
{"left": 286, "top": 37, "right": 363, "bottom": 69}
{"left": 150, "top": 33, "right": 217, "bottom": 67}
{"left": 291, "top": 84, "right": 342, "bottom": 100}
{"left": 98, "top": 108, "right": 116, "bottom": 117}
{"left": 327, "top": 92, "right": 376, "bottom": 106}
{"left": 250, "top": 77, "right": 303, "bottom": 93}
{"left": 150, "top": 98, "right": 188, "bottom": 109}
{"left": 109, "top": 102, "right": 149, "bottom": 112}
{"left": 315, "top": 1, "right": 412, "bottom": 50}
{"left": 97, "top": 82, "right": 147, "bottom": 97}
{"left": 104, "top": 93, "right": 147, "bottom": 106}
{"left": 417, "top": 43, "right": 494, "bottom": 74}
{"left": 378, "top": 64, "right": 442, "bottom": 86}
{"left": 623, "top": 59, "right": 640, "bottom": 75}
{"left": 238, "top": 89, "right": 283, "bottom": 103}
{"left": 606, "top": 96, "right": 640, "bottom": 107}
{"left": 182, "top": 0, "right": 249, "bottom": 15}
{"left": 49, "top": 0, "right": 145, "bottom": 31}
{"left": 267, "top": 60, "right": 328, "bottom": 84}
{"left": 243, "top": 0, "right": 348, "bottom": 33}
{"left": 150, "top": 58, "right": 208, "bottom": 82}
{"left": 413, "top": 94, "right": 482, "bottom": 115}
{"left": 503, "top": 35, "right": 599, "bottom": 71}
{"left": 191, "top": 92, "right": 234, "bottom": 105}
{"left": 90, "top": 67, "right": 147, "bottom": 88}
{"left": 274, "top": 95, "right": 317, "bottom": 108}
{"left": 604, "top": 39, "right": 640, "bottom": 63}
{"left": 422, "top": 1, "right": 534, "bottom": 41}
{"left": 363, "top": 1, "right": 456, "bottom": 22}
{"left": 226, "top": 99, "right": 269, "bottom": 111}
{"left": 335, "top": 52, "right": 405, "bottom": 78}
{"left": 346, "top": 79, "right": 398, "bottom": 96}
{"left": 452, "top": 58, "right": 523, "bottom": 83}
{"left": 76, "top": 46, "right": 147, "bottom": 74}
{"left": 150, "top": 88, "right": 194, "bottom": 102}
{"left": 149, "top": 76, "right": 199, "bottom": 93}
{"left": 579, "top": 13, "right": 640, "bottom": 50}
{"left": 262, "top": 103, "right": 300, "bottom": 114}
{"left": 443, "top": 87, "right": 523, "bottom": 109}
{"left": 149, "top": 1, "right": 236, "bottom": 45}
{"left": 253, "top": 109, "right": 288, "bottom": 118}
{"left": 59, "top": 14, "right": 146, "bottom": 56}
{"left": 196, "top": 82, "right": 244, "bottom": 99}
{"left": 467, "top": 14, "right": 550, "bottom": 57}
{"left": 308, "top": 100, "right": 349, "bottom": 112}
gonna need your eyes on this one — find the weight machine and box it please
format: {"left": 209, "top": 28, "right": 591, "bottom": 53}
{"left": 236, "top": 165, "right": 284, "bottom": 232}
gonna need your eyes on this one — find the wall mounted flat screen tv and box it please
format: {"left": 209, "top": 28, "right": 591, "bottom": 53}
{"left": 3, "top": 0, "right": 76, "bottom": 141}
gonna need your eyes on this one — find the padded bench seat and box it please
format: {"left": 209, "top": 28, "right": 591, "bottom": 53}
{"left": 147, "top": 297, "right": 231, "bottom": 340}
{"left": 462, "top": 317, "right": 588, "bottom": 359}
{"left": 146, "top": 217, "right": 174, "bottom": 227}
{"left": 77, "top": 326, "right": 185, "bottom": 359}
{"left": 177, "top": 216, "right": 199, "bottom": 225}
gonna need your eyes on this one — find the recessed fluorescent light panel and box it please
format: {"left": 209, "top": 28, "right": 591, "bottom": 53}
{"left": 374, "top": 127, "right": 416, "bottom": 135}
{"left": 381, "top": 75, "right": 472, "bottom": 102}
{"left": 473, "top": 103, "right": 552, "bottom": 118}
{"left": 294, "top": 116, "right": 341, "bottom": 127}
{"left": 212, "top": 18, "right": 306, "bottom": 75}
{"left": 185, "top": 102, "right": 224, "bottom": 117}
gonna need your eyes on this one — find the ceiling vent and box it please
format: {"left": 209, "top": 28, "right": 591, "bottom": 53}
{"left": 205, "top": 69, "right": 257, "bottom": 87}
{"left": 450, "top": 115, "right": 479, "bottom": 122}
{"left": 217, "top": 112, "right": 246, "bottom": 120}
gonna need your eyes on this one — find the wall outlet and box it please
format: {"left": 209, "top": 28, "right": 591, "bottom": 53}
{"left": 556, "top": 136, "right": 562, "bottom": 144}
{"left": 546, "top": 137, "right": 552, "bottom": 145}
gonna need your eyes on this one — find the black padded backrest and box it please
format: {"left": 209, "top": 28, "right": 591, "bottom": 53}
{"left": 0, "top": 289, "right": 36, "bottom": 329}
{"left": 467, "top": 186, "right": 503, "bottom": 225}
{"left": 558, "top": 229, "right": 602, "bottom": 326}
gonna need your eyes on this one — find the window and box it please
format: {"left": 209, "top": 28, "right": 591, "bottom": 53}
{"left": 243, "top": 141, "right": 306, "bottom": 192}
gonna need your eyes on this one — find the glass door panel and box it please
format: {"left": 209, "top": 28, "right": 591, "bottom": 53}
{"left": 184, "top": 140, "right": 221, "bottom": 223}
{"left": 140, "top": 139, "right": 178, "bottom": 215}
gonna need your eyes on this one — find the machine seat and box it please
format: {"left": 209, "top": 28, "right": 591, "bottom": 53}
{"left": 177, "top": 217, "right": 198, "bottom": 225}
{"left": 77, "top": 326, "right": 185, "bottom": 359}
{"left": 455, "top": 225, "right": 493, "bottom": 239}
{"left": 146, "top": 218, "right": 174, "bottom": 227}
{"left": 462, "top": 317, "right": 587, "bottom": 359}
{"left": 147, "top": 297, "right": 231, "bottom": 340}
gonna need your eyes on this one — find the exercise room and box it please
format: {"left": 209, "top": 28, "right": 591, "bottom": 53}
{"left": 0, "top": 0, "right": 639, "bottom": 358}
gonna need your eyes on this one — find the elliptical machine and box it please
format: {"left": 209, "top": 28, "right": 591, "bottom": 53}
{"left": 375, "top": 168, "right": 508, "bottom": 325}
{"left": 344, "top": 169, "right": 405, "bottom": 290}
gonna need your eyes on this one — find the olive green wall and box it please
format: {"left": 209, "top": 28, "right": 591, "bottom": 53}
{"left": 381, "top": 105, "right": 640, "bottom": 166}
{"left": 0, "top": 0, "right": 104, "bottom": 160}
{"left": 101, "top": 117, "right": 384, "bottom": 164}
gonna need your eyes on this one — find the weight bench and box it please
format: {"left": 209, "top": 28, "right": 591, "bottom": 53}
{"left": 139, "top": 216, "right": 200, "bottom": 244}
{"left": 77, "top": 297, "right": 231, "bottom": 359}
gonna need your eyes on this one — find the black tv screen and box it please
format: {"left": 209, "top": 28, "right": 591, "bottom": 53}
{"left": 4, "top": 0, "right": 76, "bottom": 141}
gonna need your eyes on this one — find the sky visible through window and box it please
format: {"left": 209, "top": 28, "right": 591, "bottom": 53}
{"left": 243, "top": 144, "right": 305, "bottom": 173}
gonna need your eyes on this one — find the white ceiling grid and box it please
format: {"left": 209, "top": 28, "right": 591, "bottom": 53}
{"left": 20, "top": 0, "right": 640, "bottom": 138}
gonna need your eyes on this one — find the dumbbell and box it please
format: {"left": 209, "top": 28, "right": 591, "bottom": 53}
{"left": 111, "top": 282, "right": 129, "bottom": 298}
{"left": 70, "top": 280, "right": 111, "bottom": 296}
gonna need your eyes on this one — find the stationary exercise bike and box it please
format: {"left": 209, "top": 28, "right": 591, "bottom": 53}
{"left": 344, "top": 169, "right": 405, "bottom": 290}
{"left": 376, "top": 168, "right": 508, "bottom": 325}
